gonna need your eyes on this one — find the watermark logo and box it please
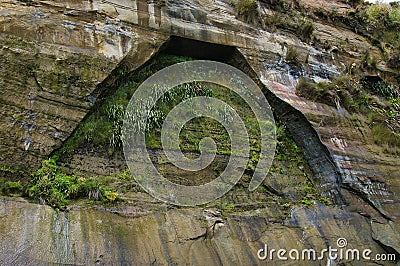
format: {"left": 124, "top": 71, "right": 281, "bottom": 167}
{"left": 257, "top": 238, "right": 397, "bottom": 262}
{"left": 122, "top": 60, "right": 276, "bottom": 206}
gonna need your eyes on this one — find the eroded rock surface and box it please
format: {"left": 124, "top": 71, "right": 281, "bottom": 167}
{"left": 0, "top": 199, "right": 398, "bottom": 265}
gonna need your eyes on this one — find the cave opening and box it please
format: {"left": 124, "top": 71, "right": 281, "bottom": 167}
{"left": 54, "top": 35, "right": 343, "bottom": 204}
{"left": 162, "top": 36, "right": 237, "bottom": 61}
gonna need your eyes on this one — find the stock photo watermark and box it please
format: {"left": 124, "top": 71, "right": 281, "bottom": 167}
{"left": 122, "top": 60, "right": 276, "bottom": 206}
{"left": 257, "top": 238, "right": 397, "bottom": 262}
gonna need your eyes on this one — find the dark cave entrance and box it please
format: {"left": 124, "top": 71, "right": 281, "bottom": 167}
{"left": 162, "top": 36, "right": 237, "bottom": 61}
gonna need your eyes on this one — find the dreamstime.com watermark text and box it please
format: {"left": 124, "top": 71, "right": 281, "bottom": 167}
{"left": 257, "top": 238, "right": 397, "bottom": 262}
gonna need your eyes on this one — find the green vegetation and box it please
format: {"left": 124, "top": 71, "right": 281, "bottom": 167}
{"left": 358, "top": 3, "right": 400, "bottom": 68}
{"left": 345, "top": 0, "right": 364, "bottom": 7}
{"left": 256, "top": 0, "right": 289, "bottom": 13}
{"left": 295, "top": 76, "right": 369, "bottom": 112}
{"left": 367, "top": 80, "right": 399, "bottom": 99}
{"left": 296, "top": 75, "right": 400, "bottom": 155}
{"left": 233, "top": 0, "right": 262, "bottom": 25}
{"left": 372, "top": 124, "right": 400, "bottom": 155}
{"left": 296, "top": 78, "right": 337, "bottom": 107}
{"left": 27, "top": 158, "right": 119, "bottom": 210}
{"left": 51, "top": 49, "right": 329, "bottom": 210}
{"left": 0, "top": 180, "right": 24, "bottom": 196}
{"left": 360, "top": 50, "right": 377, "bottom": 70}
{"left": 234, "top": 0, "right": 258, "bottom": 16}
{"left": 261, "top": 12, "right": 314, "bottom": 41}
{"left": 275, "top": 124, "right": 303, "bottom": 164}
{"left": 220, "top": 203, "right": 236, "bottom": 212}
{"left": 363, "top": 3, "right": 400, "bottom": 27}
{"left": 58, "top": 54, "right": 199, "bottom": 155}
{"left": 285, "top": 46, "right": 300, "bottom": 65}
{"left": 296, "top": 75, "right": 399, "bottom": 112}
{"left": 233, "top": 0, "right": 315, "bottom": 45}
{"left": 58, "top": 53, "right": 268, "bottom": 161}
{"left": 298, "top": 20, "right": 314, "bottom": 43}
{"left": 299, "top": 181, "right": 330, "bottom": 206}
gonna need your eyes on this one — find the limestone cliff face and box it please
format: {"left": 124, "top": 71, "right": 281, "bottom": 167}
{"left": 0, "top": 0, "right": 399, "bottom": 264}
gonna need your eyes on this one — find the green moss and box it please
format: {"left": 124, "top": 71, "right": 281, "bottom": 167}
{"left": 0, "top": 180, "right": 24, "bottom": 196}
{"left": 5, "top": 181, "right": 23, "bottom": 191}
{"left": 317, "top": 197, "right": 330, "bottom": 206}
{"left": 300, "top": 198, "right": 314, "bottom": 206}
{"left": 0, "top": 165, "right": 18, "bottom": 174}
{"left": 299, "top": 181, "right": 330, "bottom": 206}
{"left": 220, "top": 203, "right": 236, "bottom": 212}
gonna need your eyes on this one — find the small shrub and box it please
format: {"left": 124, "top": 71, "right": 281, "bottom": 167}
{"left": 388, "top": 7, "right": 400, "bottom": 24}
{"left": 234, "top": 0, "right": 261, "bottom": 25}
{"left": 300, "top": 198, "right": 314, "bottom": 206}
{"left": 295, "top": 78, "right": 337, "bottom": 106}
{"left": 364, "top": 3, "right": 390, "bottom": 25}
{"left": 332, "top": 75, "right": 362, "bottom": 111}
{"left": 361, "top": 50, "right": 377, "bottom": 69}
{"left": 263, "top": 13, "right": 281, "bottom": 32}
{"left": 259, "top": 0, "right": 287, "bottom": 11}
{"left": 235, "top": 0, "right": 258, "bottom": 15}
{"left": 317, "top": 197, "right": 330, "bottom": 206}
{"left": 298, "top": 21, "right": 314, "bottom": 43}
{"left": 221, "top": 203, "right": 235, "bottom": 211}
{"left": 285, "top": 46, "right": 300, "bottom": 64}
{"left": 295, "top": 75, "right": 400, "bottom": 115}
{"left": 296, "top": 78, "right": 315, "bottom": 98}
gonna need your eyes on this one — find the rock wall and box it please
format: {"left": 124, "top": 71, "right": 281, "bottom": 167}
{"left": 0, "top": 198, "right": 397, "bottom": 265}
{"left": 0, "top": 0, "right": 399, "bottom": 264}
